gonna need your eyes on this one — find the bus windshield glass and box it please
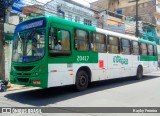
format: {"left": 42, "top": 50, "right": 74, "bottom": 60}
{"left": 12, "top": 28, "right": 46, "bottom": 63}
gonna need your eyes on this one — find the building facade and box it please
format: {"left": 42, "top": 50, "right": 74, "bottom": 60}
{"left": 154, "top": 0, "right": 160, "bottom": 40}
{"left": 44, "top": 0, "right": 97, "bottom": 26}
{"left": 91, "top": 0, "right": 160, "bottom": 44}
{"left": 98, "top": 10, "right": 125, "bottom": 33}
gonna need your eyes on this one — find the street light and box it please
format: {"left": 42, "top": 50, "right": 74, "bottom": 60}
{"left": 129, "top": 0, "right": 139, "bottom": 37}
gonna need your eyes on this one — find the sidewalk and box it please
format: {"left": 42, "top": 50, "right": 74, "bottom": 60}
{"left": 6, "top": 84, "right": 31, "bottom": 91}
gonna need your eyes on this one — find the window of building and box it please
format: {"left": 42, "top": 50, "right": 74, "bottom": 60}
{"left": 108, "top": 36, "right": 119, "bottom": 54}
{"left": 132, "top": 41, "right": 140, "bottom": 55}
{"left": 84, "top": 19, "right": 92, "bottom": 26}
{"left": 68, "top": 14, "right": 72, "bottom": 21}
{"left": 141, "top": 43, "right": 147, "bottom": 55}
{"left": 75, "top": 16, "right": 80, "bottom": 23}
{"left": 74, "top": 29, "right": 89, "bottom": 51}
{"left": 91, "top": 33, "right": 106, "bottom": 52}
{"left": 121, "top": 38, "right": 130, "bottom": 55}
{"left": 148, "top": 44, "right": 154, "bottom": 56}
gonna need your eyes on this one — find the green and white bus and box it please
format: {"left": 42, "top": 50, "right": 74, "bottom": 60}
{"left": 10, "top": 16, "right": 158, "bottom": 91}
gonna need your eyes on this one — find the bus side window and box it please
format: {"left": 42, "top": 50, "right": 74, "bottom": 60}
{"left": 91, "top": 32, "right": 106, "bottom": 52}
{"left": 121, "top": 38, "right": 131, "bottom": 55}
{"left": 49, "top": 27, "right": 71, "bottom": 56}
{"left": 49, "top": 27, "right": 57, "bottom": 49}
{"left": 148, "top": 44, "right": 154, "bottom": 56}
{"left": 74, "top": 29, "right": 89, "bottom": 51}
{"left": 153, "top": 45, "right": 157, "bottom": 56}
{"left": 131, "top": 41, "right": 140, "bottom": 55}
{"left": 61, "top": 30, "right": 70, "bottom": 51}
{"left": 138, "top": 42, "right": 142, "bottom": 55}
{"left": 141, "top": 43, "right": 148, "bottom": 56}
{"left": 108, "top": 36, "right": 119, "bottom": 54}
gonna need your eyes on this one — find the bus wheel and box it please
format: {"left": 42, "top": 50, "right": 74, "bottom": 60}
{"left": 75, "top": 70, "right": 89, "bottom": 91}
{"left": 136, "top": 66, "right": 143, "bottom": 80}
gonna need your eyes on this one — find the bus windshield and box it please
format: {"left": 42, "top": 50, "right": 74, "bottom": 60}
{"left": 12, "top": 28, "right": 46, "bottom": 63}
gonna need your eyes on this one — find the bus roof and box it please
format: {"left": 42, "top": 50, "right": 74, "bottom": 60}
{"left": 96, "top": 28, "right": 138, "bottom": 41}
{"left": 96, "top": 28, "right": 156, "bottom": 45}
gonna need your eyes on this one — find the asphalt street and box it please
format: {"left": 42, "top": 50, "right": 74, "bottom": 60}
{"left": 0, "top": 71, "right": 160, "bottom": 116}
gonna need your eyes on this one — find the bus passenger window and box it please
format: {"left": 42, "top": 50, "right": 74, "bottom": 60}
{"left": 91, "top": 33, "right": 106, "bottom": 52}
{"left": 74, "top": 29, "right": 89, "bottom": 51}
{"left": 49, "top": 28, "right": 57, "bottom": 49}
{"left": 108, "top": 36, "right": 119, "bottom": 54}
{"left": 141, "top": 43, "right": 147, "bottom": 56}
{"left": 49, "top": 27, "right": 71, "bottom": 56}
{"left": 153, "top": 45, "right": 157, "bottom": 56}
{"left": 61, "top": 30, "right": 70, "bottom": 51}
{"left": 121, "top": 38, "right": 130, "bottom": 55}
{"left": 132, "top": 41, "right": 140, "bottom": 55}
{"left": 148, "top": 44, "right": 154, "bottom": 56}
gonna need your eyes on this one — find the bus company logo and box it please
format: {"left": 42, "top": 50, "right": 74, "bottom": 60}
{"left": 113, "top": 55, "right": 128, "bottom": 65}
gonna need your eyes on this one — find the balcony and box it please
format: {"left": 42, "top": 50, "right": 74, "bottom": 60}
{"left": 103, "top": 24, "right": 125, "bottom": 34}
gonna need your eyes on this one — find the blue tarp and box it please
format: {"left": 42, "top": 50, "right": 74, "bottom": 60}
{"left": 11, "top": 0, "right": 25, "bottom": 14}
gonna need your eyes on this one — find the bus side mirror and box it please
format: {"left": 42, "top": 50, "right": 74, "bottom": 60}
{"left": 57, "top": 31, "right": 62, "bottom": 41}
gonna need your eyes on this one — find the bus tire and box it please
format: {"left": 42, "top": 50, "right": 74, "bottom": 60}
{"left": 75, "top": 70, "right": 89, "bottom": 91}
{"left": 136, "top": 66, "right": 143, "bottom": 80}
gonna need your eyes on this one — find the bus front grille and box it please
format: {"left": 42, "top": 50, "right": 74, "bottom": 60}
{"left": 17, "top": 73, "right": 31, "bottom": 76}
{"left": 14, "top": 66, "right": 35, "bottom": 71}
{"left": 17, "top": 78, "right": 29, "bottom": 83}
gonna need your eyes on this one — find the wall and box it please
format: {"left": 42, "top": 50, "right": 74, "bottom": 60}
{"left": 91, "top": 0, "right": 109, "bottom": 11}
{"left": 0, "top": 24, "right": 5, "bottom": 80}
{"left": 4, "top": 23, "right": 16, "bottom": 80}
{"left": 99, "top": 10, "right": 125, "bottom": 33}
{"left": 91, "top": 0, "right": 156, "bottom": 24}
{"left": 155, "top": 0, "right": 160, "bottom": 38}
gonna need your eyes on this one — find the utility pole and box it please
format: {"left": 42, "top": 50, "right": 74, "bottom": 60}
{"left": 135, "top": 0, "right": 139, "bottom": 37}
{"left": 129, "top": 0, "right": 139, "bottom": 37}
{"left": 0, "top": 0, "right": 13, "bottom": 80}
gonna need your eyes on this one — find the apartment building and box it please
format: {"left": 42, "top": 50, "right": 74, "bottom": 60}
{"left": 44, "top": 0, "right": 97, "bottom": 26}
{"left": 91, "top": 0, "right": 160, "bottom": 43}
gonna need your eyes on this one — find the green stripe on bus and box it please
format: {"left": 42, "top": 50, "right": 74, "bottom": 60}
{"left": 138, "top": 38, "right": 156, "bottom": 45}
{"left": 48, "top": 51, "right": 98, "bottom": 64}
{"left": 140, "top": 56, "right": 158, "bottom": 61}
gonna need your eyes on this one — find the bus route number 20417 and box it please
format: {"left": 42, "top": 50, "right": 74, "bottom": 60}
{"left": 77, "top": 56, "right": 89, "bottom": 62}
